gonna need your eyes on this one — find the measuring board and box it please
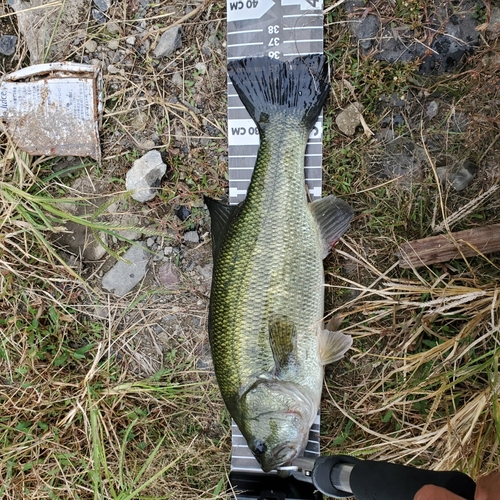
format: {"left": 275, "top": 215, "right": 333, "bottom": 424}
{"left": 227, "top": 0, "right": 325, "bottom": 205}
{"left": 226, "top": 0, "right": 325, "bottom": 479}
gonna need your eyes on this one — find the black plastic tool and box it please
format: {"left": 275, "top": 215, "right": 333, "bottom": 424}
{"left": 230, "top": 455, "right": 476, "bottom": 499}
{"left": 287, "top": 455, "right": 476, "bottom": 500}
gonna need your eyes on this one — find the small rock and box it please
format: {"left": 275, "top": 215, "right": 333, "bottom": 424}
{"left": 336, "top": 103, "right": 364, "bottom": 136}
{"left": 102, "top": 243, "right": 150, "bottom": 297}
{"left": 153, "top": 26, "right": 182, "bottom": 58}
{"left": 157, "top": 261, "right": 181, "bottom": 289}
{"left": 420, "top": 10, "right": 479, "bottom": 74}
{"left": 146, "top": 237, "right": 155, "bottom": 247}
{"left": 131, "top": 110, "right": 149, "bottom": 131}
{"left": 107, "top": 64, "right": 120, "bottom": 74}
{"left": 106, "top": 22, "right": 120, "bottom": 34}
{"left": 172, "top": 71, "right": 183, "bottom": 87}
{"left": 140, "top": 139, "right": 156, "bottom": 150}
{"left": 126, "top": 36, "right": 136, "bottom": 45}
{"left": 437, "top": 160, "right": 477, "bottom": 191}
{"left": 57, "top": 222, "right": 107, "bottom": 261}
{"left": 184, "top": 259, "right": 196, "bottom": 272}
{"left": 93, "top": 0, "right": 110, "bottom": 11}
{"left": 202, "top": 32, "right": 220, "bottom": 56}
{"left": 126, "top": 150, "right": 167, "bottom": 202}
{"left": 426, "top": 101, "right": 439, "bottom": 119}
{"left": 91, "top": 9, "right": 107, "bottom": 24}
{"left": 107, "top": 39, "right": 119, "bottom": 50}
{"left": 176, "top": 206, "right": 191, "bottom": 221}
{"left": 59, "top": 250, "right": 78, "bottom": 267}
{"left": 93, "top": 305, "right": 109, "bottom": 320}
{"left": 486, "top": 6, "right": 500, "bottom": 40}
{"left": 378, "top": 32, "right": 425, "bottom": 65}
{"left": 0, "top": 35, "right": 17, "bottom": 56}
{"left": 164, "top": 246, "right": 174, "bottom": 255}
{"left": 351, "top": 14, "right": 380, "bottom": 51}
{"left": 197, "top": 264, "right": 213, "bottom": 281}
{"left": 183, "top": 231, "right": 199, "bottom": 244}
{"left": 195, "top": 62, "right": 207, "bottom": 74}
{"left": 202, "top": 42, "right": 212, "bottom": 56}
{"left": 84, "top": 40, "right": 98, "bottom": 53}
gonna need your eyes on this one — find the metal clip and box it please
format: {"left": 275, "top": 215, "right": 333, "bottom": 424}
{"left": 277, "top": 457, "right": 316, "bottom": 483}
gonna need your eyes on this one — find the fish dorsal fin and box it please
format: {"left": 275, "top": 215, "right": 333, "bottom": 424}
{"left": 204, "top": 196, "right": 239, "bottom": 264}
{"left": 318, "top": 329, "right": 352, "bottom": 365}
{"left": 309, "top": 195, "right": 354, "bottom": 259}
{"left": 268, "top": 315, "right": 297, "bottom": 374}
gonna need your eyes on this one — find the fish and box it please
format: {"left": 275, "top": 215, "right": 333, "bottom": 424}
{"left": 205, "top": 54, "right": 354, "bottom": 473}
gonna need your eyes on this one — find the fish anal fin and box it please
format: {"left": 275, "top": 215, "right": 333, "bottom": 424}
{"left": 318, "top": 329, "right": 352, "bottom": 365}
{"left": 268, "top": 315, "right": 297, "bottom": 374}
{"left": 204, "top": 196, "right": 239, "bottom": 264}
{"left": 309, "top": 195, "right": 354, "bottom": 259}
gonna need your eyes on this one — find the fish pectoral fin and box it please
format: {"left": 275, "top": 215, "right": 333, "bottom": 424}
{"left": 204, "top": 196, "right": 241, "bottom": 263}
{"left": 309, "top": 195, "right": 354, "bottom": 259}
{"left": 268, "top": 315, "right": 298, "bottom": 373}
{"left": 318, "top": 329, "right": 352, "bottom": 365}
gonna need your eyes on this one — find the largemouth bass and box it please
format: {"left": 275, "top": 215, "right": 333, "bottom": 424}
{"left": 206, "top": 55, "right": 354, "bottom": 472}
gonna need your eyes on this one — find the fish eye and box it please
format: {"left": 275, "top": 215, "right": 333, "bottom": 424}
{"left": 253, "top": 440, "right": 267, "bottom": 455}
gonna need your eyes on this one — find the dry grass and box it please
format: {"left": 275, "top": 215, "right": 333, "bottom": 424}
{"left": 323, "top": 238, "right": 499, "bottom": 474}
{"left": 1, "top": 0, "right": 499, "bottom": 498}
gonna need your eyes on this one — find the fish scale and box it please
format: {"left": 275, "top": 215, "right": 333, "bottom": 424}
{"left": 210, "top": 119, "right": 324, "bottom": 403}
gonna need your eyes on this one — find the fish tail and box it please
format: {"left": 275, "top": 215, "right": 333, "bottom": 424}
{"left": 228, "top": 54, "right": 330, "bottom": 132}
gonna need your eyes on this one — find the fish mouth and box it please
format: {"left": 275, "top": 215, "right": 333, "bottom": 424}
{"left": 260, "top": 443, "right": 299, "bottom": 472}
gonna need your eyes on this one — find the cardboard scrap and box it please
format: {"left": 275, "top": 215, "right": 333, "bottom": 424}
{"left": 0, "top": 62, "right": 103, "bottom": 161}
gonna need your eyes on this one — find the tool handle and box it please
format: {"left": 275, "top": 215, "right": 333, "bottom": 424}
{"left": 312, "top": 455, "right": 476, "bottom": 500}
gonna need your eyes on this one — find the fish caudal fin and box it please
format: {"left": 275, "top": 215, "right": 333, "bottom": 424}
{"left": 318, "top": 329, "right": 352, "bottom": 365}
{"left": 227, "top": 55, "right": 330, "bottom": 132}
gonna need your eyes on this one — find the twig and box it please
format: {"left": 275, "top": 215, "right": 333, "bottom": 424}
{"left": 170, "top": 0, "right": 210, "bottom": 28}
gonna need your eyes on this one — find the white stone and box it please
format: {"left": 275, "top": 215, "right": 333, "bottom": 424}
{"left": 336, "top": 103, "right": 364, "bottom": 136}
{"left": 195, "top": 62, "right": 207, "bottom": 74}
{"left": 85, "top": 39, "right": 98, "bottom": 52}
{"left": 126, "top": 150, "right": 166, "bottom": 202}
{"left": 102, "top": 243, "right": 150, "bottom": 297}
{"left": 106, "top": 22, "right": 120, "bottom": 34}
{"left": 183, "top": 231, "right": 199, "bottom": 244}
